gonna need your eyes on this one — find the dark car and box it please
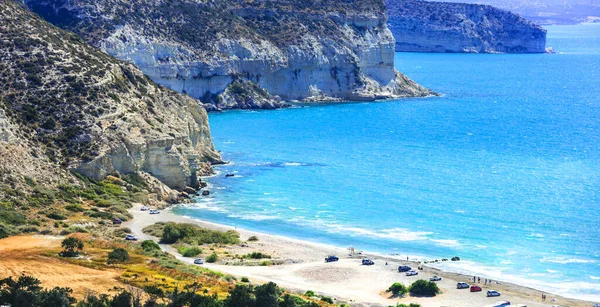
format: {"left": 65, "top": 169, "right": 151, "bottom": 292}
{"left": 362, "top": 259, "right": 375, "bottom": 265}
{"left": 113, "top": 218, "right": 122, "bottom": 225}
{"left": 470, "top": 285, "right": 482, "bottom": 292}
{"left": 398, "top": 265, "right": 412, "bottom": 272}
{"left": 325, "top": 255, "right": 339, "bottom": 263}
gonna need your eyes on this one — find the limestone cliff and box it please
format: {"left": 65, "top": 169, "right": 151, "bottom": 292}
{"left": 0, "top": 0, "right": 222, "bottom": 191}
{"left": 385, "top": 0, "right": 547, "bottom": 53}
{"left": 25, "top": 0, "right": 433, "bottom": 108}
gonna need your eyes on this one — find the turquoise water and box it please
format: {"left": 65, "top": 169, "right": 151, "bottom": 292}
{"left": 175, "top": 24, "right": 600, "bottom": 301}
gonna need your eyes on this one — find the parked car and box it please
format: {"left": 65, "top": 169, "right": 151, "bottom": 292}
{"left": 125, "top": 234, "right": 137, "bottom": 241}
{"left": 361, "top": 259, "right": 374, "bottom": 265}
{"left": 487, "top": 290, "right": 501, "bottom": 297}
{"left": 398, "top": 265, "right": 412, "bottom": 272}
{"left": 483, "top": 301, "right": 510, "bottom": 307}
{"left": 470, "top": 285, "right": 482, "bottom": 292}
{"left": 194, "top": 259, "right": 204, "bottom": 265}
{"left": 406, "top": 270, "right": 418, "bottom": 276}
{"left": 149, "top": 209, "right": 160, "bottom": 214}
{"left": 140, "top": 206, "right": 150, "bottom": 211}
{"left": 325, "top": 255, "right": 339, "bottom": 262}
{"left": 112, "top": 218, "right": 122, "bottom": 225}
{"left": 457, "top": 282, "right": 470, "bottom": 289}
{"left": 430, "top": 275, "right": 442, "bottom": 281}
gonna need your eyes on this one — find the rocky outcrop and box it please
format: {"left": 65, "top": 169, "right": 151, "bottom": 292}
{"left": 385, "top": 0, "right": 547, "bottom": 53}
{"left": 25, "top": 0, "right": 434, "bottom": 107}
{"left": 203, "top": 79, "right": 285, "bottom": 111}
{"left": 0, "top": 0, "right": 222, "bottom": 191}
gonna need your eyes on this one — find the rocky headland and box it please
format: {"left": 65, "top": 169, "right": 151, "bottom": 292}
{"left": 385, "top": 0, "right": 547, "bottom": 53}
{"left": 0, "top": 0, "right": 221, "bottom": 196}
{"left": 25, "top": 0, "right": 434, "bottom": 109}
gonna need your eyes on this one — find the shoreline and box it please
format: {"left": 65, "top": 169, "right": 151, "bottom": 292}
{"left": 126, "top": 204, "right": 595, "bottom": 307}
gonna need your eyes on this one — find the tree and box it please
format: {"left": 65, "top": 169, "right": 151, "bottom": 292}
{"left": 38, "top": 286, "right": 76, "bottom": 307}
{"left": 254, "top": 282, "right": 280, "bottom": 307}
{"left": 387, "top": 282, "right": 408, "bottom": 296}
{"left": 0, "top": 275, "right": 41, "bottom": 307}
{"left": 111, "top": 290, "right": 132, "bottom": 307}
{"left": 280, "top": 294, "right": 308, "bottom": 307}
{"left": 76, "top": 292, "right": 112, "bottom": 307}
{"left": 225, "top": 284, "right": 255, "bottom": 307}
{"left": 161, "top": 223, "right": 182, "bottom": 244}
{"left": 108, "top": 248, "right": 130, "bottom": 264}
{"left": 61, "top": 237, "right": 84, "bottom": 257}
{"left": 409, "top": 280, "right": 439, "bottom": 297}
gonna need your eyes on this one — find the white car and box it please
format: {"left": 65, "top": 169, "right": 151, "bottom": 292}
{"left": 141, "top": 206, "right": 150, "bottom": 211}
{"left": 406, "top": 270, "right": 418, "bottom": 276}
{"left": 457, "top": 282, "right": 470, "bottom": 289}
{"left": 125, "top": 234, "right": 138, "bottom": 241}
{"left": 193, "top": 259, "right": 204, "bottom": 265}
{"left": 483, "top": 301, "right": 510, "bottom": 307}
{"left": 430, "top": 275, "right": 442, "bottom": 281}
{"left": 149, "top": 209, "right": 160, "bottom": 214}
{"left": 487, "top": 290, "right": 501, "bottom": 297}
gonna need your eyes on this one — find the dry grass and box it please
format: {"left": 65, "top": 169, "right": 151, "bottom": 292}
{"left": 0, "top": 235, "right": 126, "bottom": 298}
{"left": 0, "top": 235, "right": 236, "bottom": 300}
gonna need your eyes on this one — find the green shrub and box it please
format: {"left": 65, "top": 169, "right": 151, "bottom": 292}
{"left": 206, "top": 252, "right": 218, "bottom": 263}
{"left": 65, "top": 204, "right": 84, "bottom": 212}
{"left": 96, "top": 198, "right": 120, "bottom": 208}
{"left": 320, "top": 296, "right": 334, "bottom": 304}
{"left": 108, "top": 248, "right": 129, "bottom": 263}
{"left": 241, "top": 277, "right": 250, "bottom": 283}
{"left": 17, "top": 225, "right": 39, "bottom": 233}
{"left": 0, "top": 207, "right": 27, "bottom": 226}
{"left": 304, "top": 290, "right": 315, "bottom": 297}
{"left": 387, "top": 282, "right": 408, "bottom": 296}
{"left": 141, "top": 240, "right": 160, "bottom": 251}
{"left": 158, "top": 222, "right": 240, "bottom": 245}
{"left": 244, "top": 252, "right": 271, "bottom": 259}
{"left": 46, "top": 212, "right": 66, "bottom": 220}
{"left": 409, "top": 280, "right": 439, "bottom": 297}
{"left": 247, "top": 236, "right": 259, "bottom": 241}
{"left": 178, "top": 246, "right": 202, "bottom": 257}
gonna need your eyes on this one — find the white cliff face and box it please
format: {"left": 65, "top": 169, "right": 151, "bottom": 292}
{"left": 1, "top": 1, "right": 222, "bottom": 191}
{"left": 385, "top": 0, "right": 547, "bottom": 54}
{"left": 74, "top": 65, "right": 222, "bottom": 190}
{"left": 26, "top": 0, "right": 433, "bottom": 108}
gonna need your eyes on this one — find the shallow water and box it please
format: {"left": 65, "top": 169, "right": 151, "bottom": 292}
{"left": 175, "top": 23, "right": 600, "bottom": 301}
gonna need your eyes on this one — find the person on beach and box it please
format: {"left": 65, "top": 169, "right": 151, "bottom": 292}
{"left": 478, "top": 277, "right": 480, "bottom": 283}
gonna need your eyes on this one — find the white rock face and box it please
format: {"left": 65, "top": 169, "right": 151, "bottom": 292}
{"left": 386, "top": 0, "right": 547, "bottom": 54}
{"left": 99, "top": 17, "right": 431, "bottom": 104}
{"left": 23, "top": 0, "right": 433, "bottom": 107}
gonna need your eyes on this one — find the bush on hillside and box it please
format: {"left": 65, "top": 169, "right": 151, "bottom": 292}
{"left": 107, "top": 248, "right": 129, "bottom": 264}
{"left": 206, "top": 252, "right": 218, "bottom": 263}
{"left": 409, "top": 280, "right": 439, "bottom": 297}
{"left": 387, "top": 282, "right": 408, "bottom": 296}
{"left": 154, "top": 222, "right": 240, "bottom": 245}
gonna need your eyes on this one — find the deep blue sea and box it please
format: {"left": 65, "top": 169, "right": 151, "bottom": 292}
{"left": 175, "top": 24, "right": 600, "bottom": 301}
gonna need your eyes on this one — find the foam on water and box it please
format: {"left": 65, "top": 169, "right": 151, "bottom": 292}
{"left": 175, "top": 24, "right": 600, "bottom": 301}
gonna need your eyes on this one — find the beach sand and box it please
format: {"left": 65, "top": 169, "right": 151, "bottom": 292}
{"left": 126, "top": 204, "right": 594, "bottom": 307}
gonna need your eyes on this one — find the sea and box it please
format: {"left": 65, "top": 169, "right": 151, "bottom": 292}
{"left": 174, "top": 23, "right": 600, "bottom": 301}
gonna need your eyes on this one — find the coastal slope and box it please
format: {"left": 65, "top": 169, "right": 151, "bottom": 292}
{"left": 0, "top": 0, "right": 221, "bottom": 193}
{"left": 24, "top": 0, "right": 433, "bottom": 108}
{"left": 385, "top": 0, "right": 547, "bottom": 53}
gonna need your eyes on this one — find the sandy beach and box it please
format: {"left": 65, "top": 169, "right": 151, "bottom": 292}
{"left": 125, "top": 204, "right": 595, "bottom": 307}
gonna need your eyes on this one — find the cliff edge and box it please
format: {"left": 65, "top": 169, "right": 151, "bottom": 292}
{"left": 0, "top": 0, "right": 221, "bottom": 192}
{"left": 385, "top": 0, "right": 547, "bottom": 53}
{"left": 25, "top": 0, "right": 434, "bottom": 108}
